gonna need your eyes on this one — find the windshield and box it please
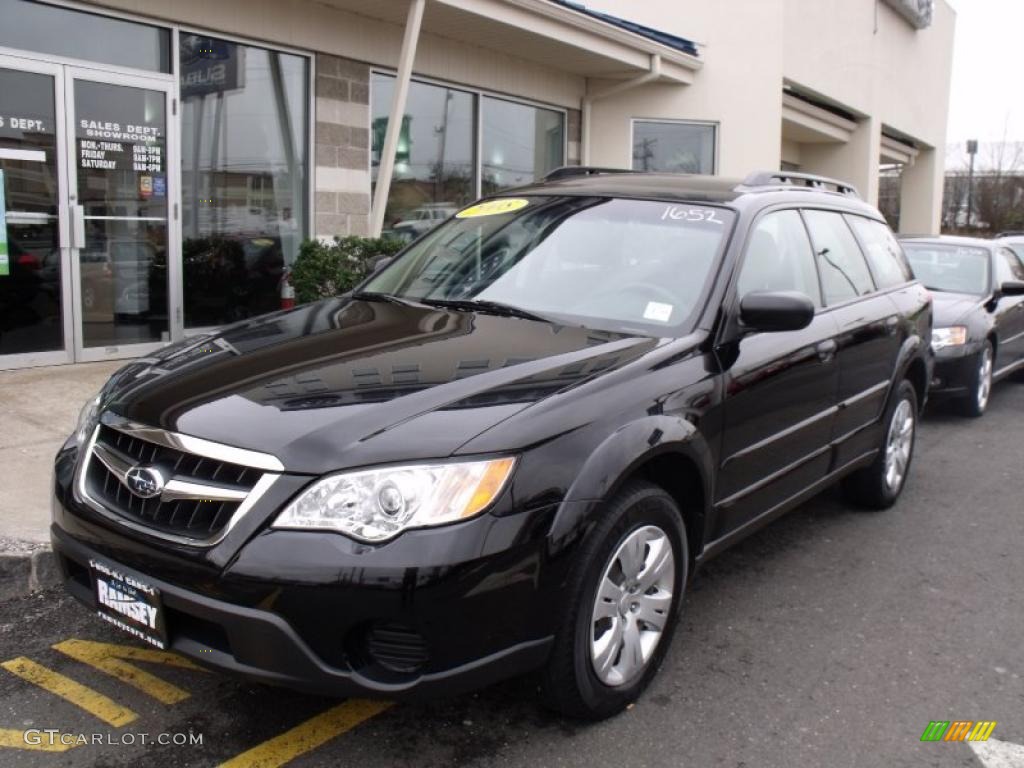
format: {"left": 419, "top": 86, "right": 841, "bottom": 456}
{"left": 363, "top": 196, "right": 735, "bottom": 335}
{"left": 902, "top": 243, "right": 991, "bottom": 296}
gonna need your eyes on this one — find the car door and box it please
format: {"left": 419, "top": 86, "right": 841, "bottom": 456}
{"left": 804, "top": 210, "right": 903, "bottom": 468}
{"left": 992, "top": 246, "right": 1024, "bottom": 373}
{"left": 713, "top": 209, "right": 840, "bottom": 541}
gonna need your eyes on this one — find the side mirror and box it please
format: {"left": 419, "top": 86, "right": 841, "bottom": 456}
{"left": 370, "top": 255, "right": 393, "bottom": 275}
{"left": 998, "top": 280, "right": 1024, "bottom": 297}
{"left": 739, "top": 291, "right": 815, "bottom": 333}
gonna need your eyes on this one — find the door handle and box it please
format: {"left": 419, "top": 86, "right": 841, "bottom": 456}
{"left": 816, "top": 339, "right": 838, "bottom": 362}
{"left": 71, "top": 205, "right": 86, "bottom": 250}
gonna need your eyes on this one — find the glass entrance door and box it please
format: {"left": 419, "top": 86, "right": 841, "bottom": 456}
{"left": 0, "top": 55, "right": 72, "bottom": 368}
{"left": 65, "top": 68, "right": 176, "bottom": 360}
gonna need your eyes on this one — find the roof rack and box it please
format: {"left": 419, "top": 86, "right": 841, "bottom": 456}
{"left": 741, "top": 171, "right": 860, "bottom": 198}
{"left": 543, "top": 166, "right": 636, "bottom": 182}
{"left": 995, "top": 231, "right": 1024, "bottom": 239}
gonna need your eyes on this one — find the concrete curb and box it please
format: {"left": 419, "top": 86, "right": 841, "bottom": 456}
{"left": 0, "top": 539, "right": 60, "bottom": 601}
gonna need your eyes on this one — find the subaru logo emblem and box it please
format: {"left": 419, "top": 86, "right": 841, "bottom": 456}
{"left": 125, "top": 466, "right": 165, "bottom": 499}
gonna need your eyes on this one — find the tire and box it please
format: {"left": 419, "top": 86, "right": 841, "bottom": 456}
{"left": 842, "top": 379, "right": 918, "bottom": 510}
{"left": 541, "top": 481, "right": 688, "bottom": 720}
{"left": 959, "top": 342, "right": 994, "bottom": 418}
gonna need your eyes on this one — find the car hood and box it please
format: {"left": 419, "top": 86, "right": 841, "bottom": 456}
{"left": 930, "top": 290, "right": 983, "bottom": 327}
{"left": 102, "top": 298, "right": 658, "bottom": 474}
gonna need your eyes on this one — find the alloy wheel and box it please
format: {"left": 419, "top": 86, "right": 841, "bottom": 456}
{"left": 884, "top": 398, "right": 915, "bottom": 493}
{"left": 977, "top": 346, "right": 993, "bottom": 412}
{"left": 590, "top": 525, "right": 675, "bottom": 687}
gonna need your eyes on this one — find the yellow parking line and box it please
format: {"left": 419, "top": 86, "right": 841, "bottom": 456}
{"left": 54, "top": 639, "right": 203, "bottom": 705}
{"left": 0, "top": 657, "right": 136, "bottom": 727}
{"left": 218, "top": 699, "right": 392, "bottom": 768}
{"left": 0, "top": 728, "right": 78, "bottom": 752}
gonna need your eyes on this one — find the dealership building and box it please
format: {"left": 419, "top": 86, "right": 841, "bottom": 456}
{"left": 0, "top": 0, "right": 954, "bottom": 370}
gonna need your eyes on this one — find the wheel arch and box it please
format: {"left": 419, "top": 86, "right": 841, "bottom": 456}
{"left": 550, "top": 415, "right": 714, "bottom": 564}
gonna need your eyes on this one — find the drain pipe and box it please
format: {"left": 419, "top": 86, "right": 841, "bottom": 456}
{"left": 581, "top": 53, "right": 662, "bottom": 166}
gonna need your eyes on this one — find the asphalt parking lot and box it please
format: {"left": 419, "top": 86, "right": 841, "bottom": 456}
{"left": 1, "top": 384, "right": 1022, "bottom": 768}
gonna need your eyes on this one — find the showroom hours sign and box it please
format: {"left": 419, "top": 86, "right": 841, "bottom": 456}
{"left": 77, "top": 119, "right": 163, "bottom": 172}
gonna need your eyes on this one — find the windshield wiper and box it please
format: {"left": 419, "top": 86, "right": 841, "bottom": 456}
{"left": 418, "top": 297, "right": 556, "bottom": 324}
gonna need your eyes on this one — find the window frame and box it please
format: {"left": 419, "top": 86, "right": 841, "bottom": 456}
{"left": 629, "top": 117, "right": 719, "bottom": 175}
{"left": 369, "top": 68, "right": 569, "bottom": 200}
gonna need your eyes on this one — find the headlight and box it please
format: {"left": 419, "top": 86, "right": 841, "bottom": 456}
{"left": 272, "top": 458, "right": 517, "bottom": 542}
{"left": 932, "top": 326, "right": 967, "bottom": 350}
{"left": 74, "top": 393, "right": 102, "bottom": 445}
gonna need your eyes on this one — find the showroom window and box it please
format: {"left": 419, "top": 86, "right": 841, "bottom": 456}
{"left": 371, "top": 73, "right": 565, "bottom": 239}
{"left": 371, "top": 74, "right": 476, "bottom": 239}
{"left": 481, "top": 96, "right": 565, "bottom": 193}
{"left": 0, "top": 0, "right": 171, "bottom": 73}
{"left": 179, "top": 33, "right": 309, "bottom": 328}
{"left": 632, "top": 119, "right": 716, "bottom": 174}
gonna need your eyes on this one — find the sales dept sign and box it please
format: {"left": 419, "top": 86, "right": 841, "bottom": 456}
{"left": 77, "top": 120, "right": 163, "bottom": 173}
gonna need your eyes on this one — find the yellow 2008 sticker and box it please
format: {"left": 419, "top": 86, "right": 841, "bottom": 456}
{"left": 456, "top": 198, "right": 529, "bottom": 218}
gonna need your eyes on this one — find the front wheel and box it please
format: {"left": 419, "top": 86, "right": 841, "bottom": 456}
{"left": 842, "top": 379, "right": 918, "bottom": 510}
{"left": 959, "top": 342, "right": 994, "bottom": 418}
{"left": 541, "top": 481, "right": 687, "bottom": 720}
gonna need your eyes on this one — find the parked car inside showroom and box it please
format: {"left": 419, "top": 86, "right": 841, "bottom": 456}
{"left": 900, "top": 235, "right": 1024, "bottom": 417}
{"left": 52, "top": 169, "right": 931, "bottom": 720}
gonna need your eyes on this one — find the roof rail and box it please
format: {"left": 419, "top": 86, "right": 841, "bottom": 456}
{"left": 741, "top": 171, "right": 860, "bottom": 198}
{"left": 543, "top": 166, "right": 635, "bottom": 182}
{"left": 995, "top": 230, "right": 1024, "bottom": 239}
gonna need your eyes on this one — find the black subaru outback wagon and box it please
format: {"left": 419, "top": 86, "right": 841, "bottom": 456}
{"left": 52, "top": 169, "right": 932, "bottom": 719}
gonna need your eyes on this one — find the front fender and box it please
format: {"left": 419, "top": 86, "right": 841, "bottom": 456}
{"left": 548, "top": 415, "right": 714, "bottom": 547}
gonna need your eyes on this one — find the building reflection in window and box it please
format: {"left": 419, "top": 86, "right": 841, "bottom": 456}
{"left": 371, "top": 74, "right": 476, "bottom": 244}
{"left": 180, "top": 34, "right": 308, "bottom": 328}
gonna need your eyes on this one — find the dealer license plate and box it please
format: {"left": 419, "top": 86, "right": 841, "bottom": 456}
{"left": 89, "top": 559, "right": 168, "bottom": 649}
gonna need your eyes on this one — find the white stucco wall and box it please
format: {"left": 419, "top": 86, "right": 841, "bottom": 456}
{"left": 92, "top": 0, "right": 955, "bottom": 231}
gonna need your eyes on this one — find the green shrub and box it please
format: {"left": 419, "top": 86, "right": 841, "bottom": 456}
{"left": 289, "top": 236, "right": 403, "bottom": 304}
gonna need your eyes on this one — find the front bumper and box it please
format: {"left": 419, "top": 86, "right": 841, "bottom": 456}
{"left": 929, "top": 345, "right": 981, "bottom": 398}
{"left": 51, "top": 479, "right": 561, "bottom": 700}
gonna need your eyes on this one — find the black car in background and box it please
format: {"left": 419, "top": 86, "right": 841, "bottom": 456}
{"left": 52, "top": 169, "right": 931, "bottom": 720}
{"left": 901, "top": 235, "right": 1024, "bottom": 417}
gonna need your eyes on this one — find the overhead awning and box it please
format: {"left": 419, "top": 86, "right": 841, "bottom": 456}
{"left": 782, "top": 92, "right": 857, "bottom": 144}
{"left": 320, "top": 0, "right": 701, "bottom": 84}
{"left": 880, "top": 131, "right": 921, "bottom": 165}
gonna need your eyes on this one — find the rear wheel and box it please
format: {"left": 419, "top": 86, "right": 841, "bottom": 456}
{"left": 541, "top": 481, "right": 687, "bottom": 720}
{"left": 959, "top": 342, "right": 994, "bottom": 418}
{"left": 842, "top": 379, "right": 918, "bottom": 509}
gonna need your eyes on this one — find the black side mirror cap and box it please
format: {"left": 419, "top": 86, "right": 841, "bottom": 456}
{"left": 739, "top": 291, "right": 816, "bottom": 333}
{"left": 999, "top": 280, "right": 1024, "bottom": 297}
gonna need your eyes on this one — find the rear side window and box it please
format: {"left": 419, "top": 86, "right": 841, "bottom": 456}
{"left": 803, "top": 210, "right": 876, "bottom": 305}
{"left": 737, "top": 210, "right": 822, "bottom": 306}
{"left": 846, "top": 215, "right": 913, "bottom": 288}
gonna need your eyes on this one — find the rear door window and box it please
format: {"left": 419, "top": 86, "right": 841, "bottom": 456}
{"left": 803, "top": 210, "right": 876, "bottom": 305}
{"left": 846, "top": 215, "right": 913, "bottom": 288}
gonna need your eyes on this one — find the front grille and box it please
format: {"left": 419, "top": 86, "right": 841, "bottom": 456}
{"left": 84, "top": 424, "right": 262, "bottom": 538}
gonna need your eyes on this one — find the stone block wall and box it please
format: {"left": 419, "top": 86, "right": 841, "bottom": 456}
{"left": 314, "top": 53, "right": 372, "bottom": 238}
